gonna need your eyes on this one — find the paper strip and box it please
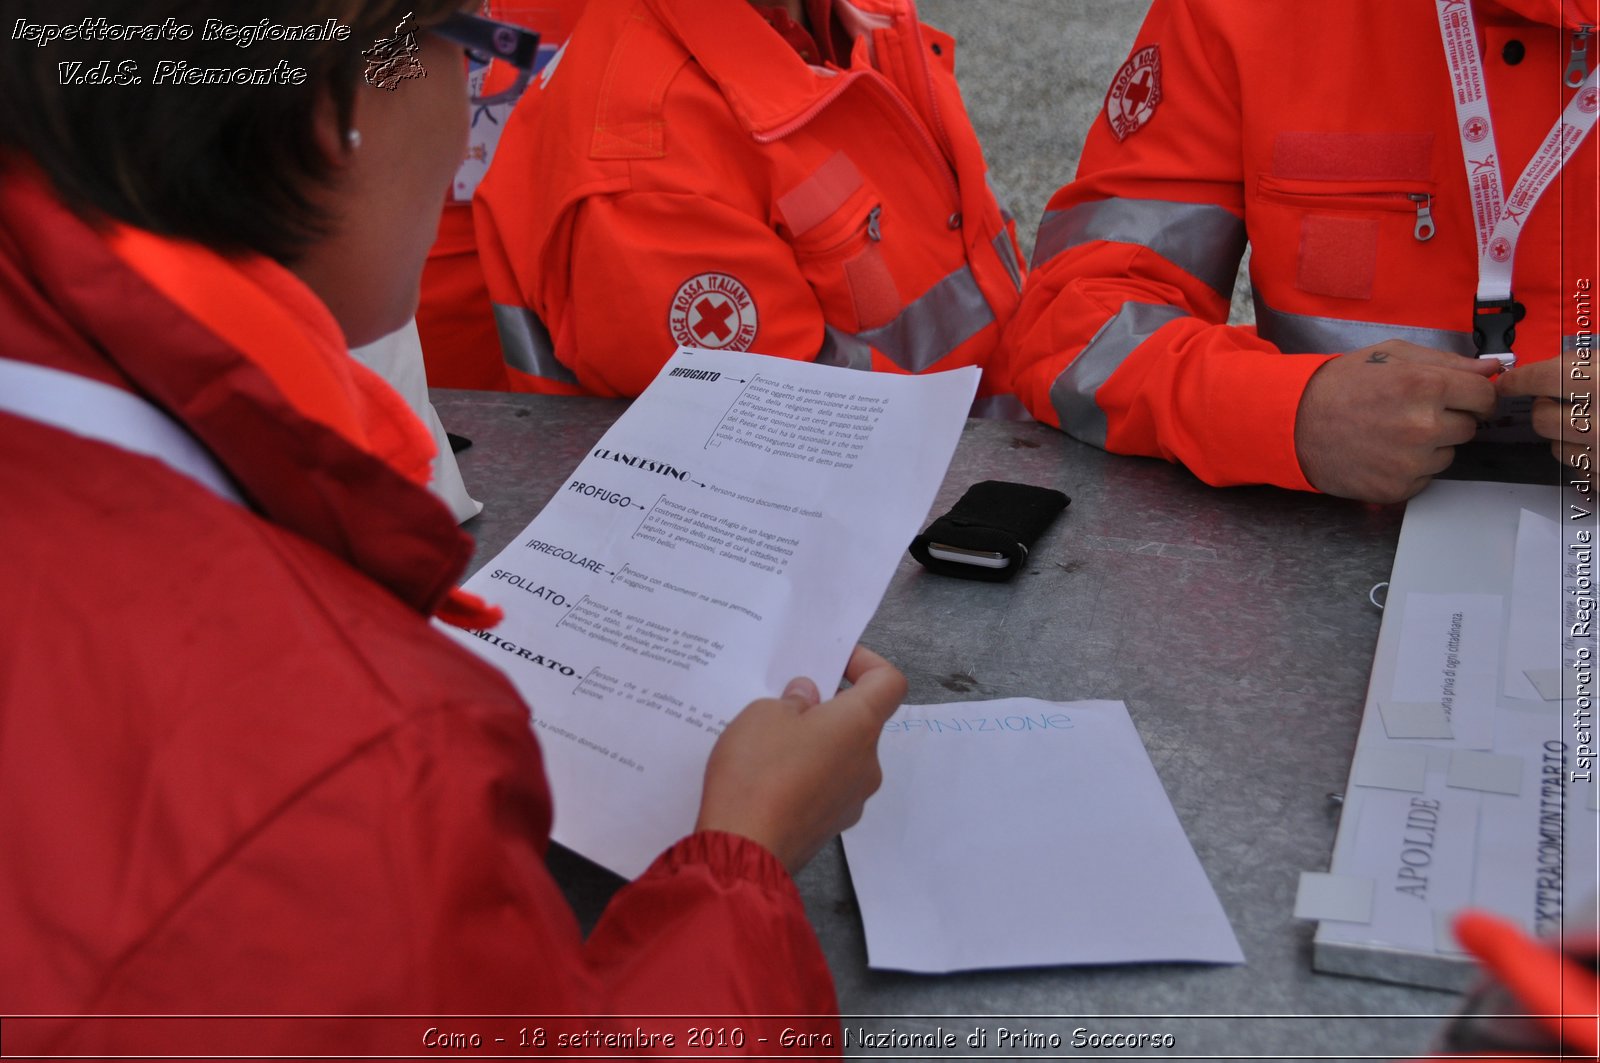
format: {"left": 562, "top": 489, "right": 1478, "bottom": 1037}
{"left": 1295, "top": 871, "right": 1375, "bottom": 924}
{"left": 1352, "top": 746, "right": 1432, "bottom": 793}
{"left": 1380, "top": 701, "right": 1455, "bottom": 740}
{"left": 1447, "top": 750, "right": 1523, "bottom": 796}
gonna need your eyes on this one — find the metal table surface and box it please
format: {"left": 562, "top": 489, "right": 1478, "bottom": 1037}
{"left": 432, "top": 388, "right": 1535, "bottom": 1061}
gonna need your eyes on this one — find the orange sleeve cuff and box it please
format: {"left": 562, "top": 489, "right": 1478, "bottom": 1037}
{"left": 1111, "top": 341, "right": 1336, "bottom": 492}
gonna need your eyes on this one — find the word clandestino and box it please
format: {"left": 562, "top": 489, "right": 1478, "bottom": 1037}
{"left": 592, "top": 448, "right": 691, "bottom": 481}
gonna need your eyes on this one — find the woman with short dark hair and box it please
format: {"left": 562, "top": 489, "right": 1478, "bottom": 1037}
{"left": 0, "top": 3, "right": 903, "bottom": 1054}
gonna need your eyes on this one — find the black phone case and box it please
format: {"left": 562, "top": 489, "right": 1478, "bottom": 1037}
{"left": 908, "top": 480, "right": 1070, "bottom": 583}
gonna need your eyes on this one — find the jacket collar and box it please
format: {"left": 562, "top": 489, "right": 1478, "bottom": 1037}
{"left": 0, "top": 166, "right": 478, "bottom": 620}
{"left": 645, "top": 0, "right": 911, "bottom": 136}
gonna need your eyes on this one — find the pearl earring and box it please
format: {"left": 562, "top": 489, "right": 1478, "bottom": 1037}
{"left": 346, "top": 129, "right": 362, "bottom": 150}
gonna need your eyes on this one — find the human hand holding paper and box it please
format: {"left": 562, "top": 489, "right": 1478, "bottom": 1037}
{"left": 697, "top": 646, "right": 907, "bottom": 873}
{"left": 451, "top": 347, "right": 975, "bottom": 876}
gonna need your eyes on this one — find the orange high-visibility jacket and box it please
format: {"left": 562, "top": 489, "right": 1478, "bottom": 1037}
{"left": 1005, "top": 0, "right": 1599, "bottom": 490}
{"left": 474, "top": 0, "right": 1025, "bottom": 407}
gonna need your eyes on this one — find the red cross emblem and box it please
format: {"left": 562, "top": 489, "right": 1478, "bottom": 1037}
{"left": 1105, "top": 45, "right": 1162, "bottom": 142}
{"left": 1462, "top": 116, "right": 1489, "bottom": 143}
{"left": 1581, "top": 88, "right": 1599, "bottom": 114}
{"left": 1126, "top": 69, "right": 1155, "bottom": 108}
{"left": 691, "top": 296, "right": 735, "bottom": 342}
{"left": 669, "top": 273, "right": 759, "bottom": 351}
{"left": 1488, "top": 236, "right": 1512, "bottom": 262}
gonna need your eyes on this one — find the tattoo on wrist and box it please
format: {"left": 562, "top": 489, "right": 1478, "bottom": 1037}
{"left": 1366, "top": 350, "right": 1391, "bottom": 364}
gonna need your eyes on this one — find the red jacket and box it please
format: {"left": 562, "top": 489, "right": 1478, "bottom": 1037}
{"left": 475, "top": 0, "right": 1024, "bottom": 408}
{"left": 0, "top": 170, "right": 836, "bottom": 1056}
{"left": 1005, "top": 0, "right": 1599, "bottom": 489}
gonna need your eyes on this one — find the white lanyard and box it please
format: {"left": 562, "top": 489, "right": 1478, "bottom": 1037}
{"left": 1435, "top": 0, "right": 1599, "bottom": 362}
{"left": 0, "top": 356, "right": 244, "bottom": 506}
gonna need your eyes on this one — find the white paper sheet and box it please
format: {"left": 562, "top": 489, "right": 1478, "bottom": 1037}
{"left": 449, "top": 348, "right": 977, "bottom": 877}
{"left": 839, "top": 699, "right": 1244, "bottom": 973}
{"left": 1388, "top": 592, "right": 1503, "bottom": 750}
{"left": 1505, "top": 509, "right": 1563, "bottom": 700}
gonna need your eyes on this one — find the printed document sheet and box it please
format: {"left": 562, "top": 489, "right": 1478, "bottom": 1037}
{"left": 449, "top": 347, "right": 977, "bottom": 877}
{"left": 840, "top": 699, "right": 1244, "bottom": 973}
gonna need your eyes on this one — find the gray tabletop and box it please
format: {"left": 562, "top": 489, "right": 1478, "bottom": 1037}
{"left": 433, "top": 388, "right": 1510, "bottom": 1062}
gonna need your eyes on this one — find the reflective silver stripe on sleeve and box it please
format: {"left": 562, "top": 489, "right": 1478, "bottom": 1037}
{"left": 1253, "top": 297, "right": 1475, "bottom": 356}
{"left": 1032, "top": 199, "right": 1246, "bottom": 300}
{"left": 491, "top": 302, "right": 579, "bottom": 386}
{"left": 817, "top": 325, "right": 875, "bottom": 371}
{"left": 993, "top": 231, "right": 1023, "bottom": 292}
{"left": 1049, "top": 302, "right": 1187, "bottom": 448}
{"left": 855, "top": 263, "right": 995, "bottom": 372}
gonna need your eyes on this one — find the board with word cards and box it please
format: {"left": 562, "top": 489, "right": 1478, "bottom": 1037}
{"left": 1302, "top": 479, "right": 1597, "bottom": 990}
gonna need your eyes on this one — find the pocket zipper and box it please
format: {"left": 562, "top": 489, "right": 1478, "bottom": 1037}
{"left": 803, "top": 204, "right": 883, "bottom": 257}
{"left": 1568, "top": 24, "right": 1593, "bottom": 89}
{"left": 1258, "top": 178, "right": 1437, "bottom": 243}
{"left": 1409, "top": 193, "right": 1435, "bottom": 242}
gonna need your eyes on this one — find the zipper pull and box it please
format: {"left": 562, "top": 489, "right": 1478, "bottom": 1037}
{"left": 866, "top": 205, "right": 882, "bottom": 241}
{"left": 1410, "top": 193, "right": 1436, "bottom": 241}
{"left": 1567, "top": 24, "right": 1592, "bottom": 88}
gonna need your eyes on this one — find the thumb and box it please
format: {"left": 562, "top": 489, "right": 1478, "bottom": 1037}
{"left": 837, "top": 660, "right": 908, "bottom": 727}
{"left": 781, "top": 676, "right": 821, "bottom": 708}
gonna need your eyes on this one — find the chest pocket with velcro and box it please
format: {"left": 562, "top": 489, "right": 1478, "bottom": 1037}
{"left": 777, "top": 151, "right": 901, "bottom": 331}
{"left": 1254, "top": 132, "right": 1439, "bottom": 302}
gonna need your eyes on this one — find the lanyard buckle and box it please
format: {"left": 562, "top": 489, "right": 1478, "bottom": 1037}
{"left": 1472, "top": 296, "right": 1525, "bottom": 363}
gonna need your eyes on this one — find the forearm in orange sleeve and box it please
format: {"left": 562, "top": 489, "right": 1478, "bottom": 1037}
{"left": 1010, "top": 239, "right": 1331, "bottom": 490}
